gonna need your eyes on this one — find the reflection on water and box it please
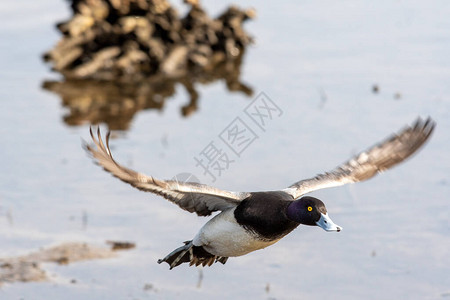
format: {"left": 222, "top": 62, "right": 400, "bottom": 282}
{"left": 42, "top": 50, "right": 252, "bottom": 130}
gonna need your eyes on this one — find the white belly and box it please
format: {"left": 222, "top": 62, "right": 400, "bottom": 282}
{"left": 192, "top": 208, "right": 280, "bottom": 257}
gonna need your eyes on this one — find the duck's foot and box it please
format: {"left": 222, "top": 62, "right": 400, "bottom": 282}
{"left": 157, "top": 241, "right": 193, "bottom": 269}
{"left": 158, "top": 241, "right": 229, "bottom": 269}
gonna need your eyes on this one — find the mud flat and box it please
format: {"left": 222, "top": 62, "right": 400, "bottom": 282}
{"left": 0, "top": 242, "right": 134, "bottom": 285}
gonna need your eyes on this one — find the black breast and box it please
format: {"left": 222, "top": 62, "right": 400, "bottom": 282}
{"left": 234, "top": 191, "right": 299, "bottom": 241}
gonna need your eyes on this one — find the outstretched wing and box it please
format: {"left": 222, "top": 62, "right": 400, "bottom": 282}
{"left": 283, "top": 117, "right": 435, "bottom": 199}
{"left": 84, "top": 128, "right": 250, "bottom": 216}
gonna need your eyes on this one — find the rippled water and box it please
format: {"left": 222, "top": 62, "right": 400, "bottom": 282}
{"left": 1, "top": 1, "right": 449, "bottom": 299}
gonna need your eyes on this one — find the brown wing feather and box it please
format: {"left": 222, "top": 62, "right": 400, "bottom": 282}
{"left": 284, "top": 117, "right": 435, "bottom": 199}
{"left": 84, "top": 128, "right": 250, "bottom": 216}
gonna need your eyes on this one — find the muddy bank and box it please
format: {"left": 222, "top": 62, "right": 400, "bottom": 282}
{"left": 0, "top": 242, "right": 134, "bottom": 285}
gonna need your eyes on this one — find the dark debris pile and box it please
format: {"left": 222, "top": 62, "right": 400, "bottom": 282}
{"left": 43, "top": 0, "right": 255, "bottom": 81}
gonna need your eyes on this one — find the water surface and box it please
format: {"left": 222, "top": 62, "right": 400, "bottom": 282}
{"left": 0, "top": 1, "right": 449, "bottom": 299}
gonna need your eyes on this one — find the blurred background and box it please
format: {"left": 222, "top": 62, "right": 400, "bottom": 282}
{"left": 0, "top": 0, "right": 449, "bottom": 299}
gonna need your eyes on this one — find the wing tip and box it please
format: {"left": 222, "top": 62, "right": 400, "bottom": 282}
{"left": 413, "top": 116, "right": 436, "bottom": 132}
{"left": 411, "top": 115, "right": 436, "bottom": 148}
{"left": 283, "top": 116, "right": 436, "bottom": 199}
{"left": 83, "top": 125, "right": 114, "bottom": 155}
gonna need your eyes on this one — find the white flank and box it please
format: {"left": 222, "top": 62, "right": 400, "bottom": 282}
{"left": 193, "top": 208, "right": 280, "bottom": 257}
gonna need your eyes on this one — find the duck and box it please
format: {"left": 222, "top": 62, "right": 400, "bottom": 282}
{"left": 84, "top": 117, "right": 435, "bottom": 269}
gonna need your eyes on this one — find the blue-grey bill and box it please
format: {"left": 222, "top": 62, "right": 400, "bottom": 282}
{"left": 316, "top": 213, "right": 342, "bottom": 232}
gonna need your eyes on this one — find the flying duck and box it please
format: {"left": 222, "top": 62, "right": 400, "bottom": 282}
{"left": 84, "top": 117, "right": 435, "bottom": 269}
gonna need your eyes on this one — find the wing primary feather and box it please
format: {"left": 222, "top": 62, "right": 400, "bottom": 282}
{"left": 284, "top": 117, "right": 435, "bottom": 199}
{"left": 105, "top": 131, "right": 112, "bottom": 156}
{"left": 97, "top": 127, "right": 109, "bottom": 156}
{"left": 84, "top": 127, "right": 249, "bottom": 216}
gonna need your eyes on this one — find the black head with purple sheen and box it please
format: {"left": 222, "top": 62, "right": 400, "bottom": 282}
{"left": 286, "top": 196, "right": 326, "bottom": 225}
{"left": 286, "top": 196, "right": 342, "bottom": 232}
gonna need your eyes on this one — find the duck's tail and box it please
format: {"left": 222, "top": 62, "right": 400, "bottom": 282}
{"left": 157, "top": 241, "right": 228, "bottom": 269}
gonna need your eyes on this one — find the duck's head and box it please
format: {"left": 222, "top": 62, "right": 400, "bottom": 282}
{"left": 286, "top": 196, "right": 342, "bottom": 232}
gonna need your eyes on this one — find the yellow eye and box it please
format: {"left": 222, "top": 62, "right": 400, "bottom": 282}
{"left": 307, "top": 206, "right": 313, "bottom": 212}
